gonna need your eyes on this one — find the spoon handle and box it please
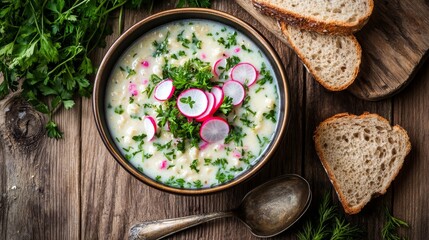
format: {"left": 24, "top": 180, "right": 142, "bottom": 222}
{"left": 129, "top": 211, "right": 234, "bottom": 240}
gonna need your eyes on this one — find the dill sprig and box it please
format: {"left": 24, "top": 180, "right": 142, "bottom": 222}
{"left": 297, "top": 193, "right": 363, "bottom": 240}
{"left": 382, "top": 207, "right": 409, "bottom": 240}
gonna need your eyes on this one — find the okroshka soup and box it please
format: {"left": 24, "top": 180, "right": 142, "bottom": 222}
{"left": 105, "top": 19, "right": 280, "bottom": 189}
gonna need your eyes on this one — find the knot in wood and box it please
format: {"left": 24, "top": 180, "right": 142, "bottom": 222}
{"left": 4, "top": 97, "right": 45, "bottom": 148}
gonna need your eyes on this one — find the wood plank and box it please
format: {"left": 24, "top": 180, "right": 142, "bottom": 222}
{"left": 392, "top": 61, "right": 429, "bottom": 239}
{"left": 349, "top": 0, "right": 429, "bottom": 100}
{"left": 0, "top": 94, "right": 80, "bottom": 240}
{"left": 303, "top": 72, "right": 393, "bottom": 239}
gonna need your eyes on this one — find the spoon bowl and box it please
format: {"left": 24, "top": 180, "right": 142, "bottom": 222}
{"left": 129, "top": 174, "right": 311, "bottom": 239}
{"left": 237, "top": 175, "right": 312, "bottom": 237}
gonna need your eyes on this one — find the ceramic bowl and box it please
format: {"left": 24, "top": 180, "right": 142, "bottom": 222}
{"left": 93, "top": 8, "right": 289, "bottom": 194}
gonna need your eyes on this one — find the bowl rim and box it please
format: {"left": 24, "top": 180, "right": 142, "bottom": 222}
{"left": 92, "top": 8, "right": 290, "bottom": 195}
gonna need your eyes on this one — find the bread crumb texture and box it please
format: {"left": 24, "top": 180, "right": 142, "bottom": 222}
{"left": 283, "top": 24, "right": 360, "bottom": 90}
{"left": 314, "top": 113, "right": 411, "bottom": 214}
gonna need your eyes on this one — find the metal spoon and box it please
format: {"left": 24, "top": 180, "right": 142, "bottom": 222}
{"left": 129, "top": 174, "right": 312, "bottom": 240}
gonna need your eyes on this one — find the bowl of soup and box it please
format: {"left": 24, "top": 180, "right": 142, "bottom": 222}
{"left": 93, "top": 8, "right": 290, "bottom": 194}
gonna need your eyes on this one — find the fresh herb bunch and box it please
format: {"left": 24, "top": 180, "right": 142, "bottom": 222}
{"left": 0, "top": 0, "right": 211, "bottom": 139}
{"left": 297, "top": 193, "right": 363, "bottom": 240}
{"left": 382, "top": 207, "right": 409, "bottom": 240}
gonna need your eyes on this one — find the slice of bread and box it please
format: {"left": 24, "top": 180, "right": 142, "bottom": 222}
{"left": 253, "top": 0, "right": 374, "bottom": 34}
{"left": 281, "top": 22, "right": 361, "bottom": 91}
{"left": 314, "top": 113, "right": 411, "bottom": 214}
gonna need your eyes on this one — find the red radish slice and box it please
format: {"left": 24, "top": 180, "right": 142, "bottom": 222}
{"left": 231, "top": 62, "right": 258, "bottom": 86}
{"left": 177, "top": 88, "right": 208, "bottom": 118}
{"left": 144, "top": 116, "right": 157, "bottom": 141}
{"left": 200, "top": 117, "right": 230, "bottom": 143}
{"left": 222, "top": 80, "right": 245, "bottom": 106}
{"left": 211, "top": 86, "right": 224, "bottom": 112}
{"left": 213, "top": 58, "right": 227, "bottom": 77}
{"left": 154, "top": 79, "right": 175, "bottom": 101}
{"left": 196, "top": 92, "right": 215, "bottom": 122}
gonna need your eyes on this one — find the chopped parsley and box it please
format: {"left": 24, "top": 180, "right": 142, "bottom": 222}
{"left": 177, "top": 30, "right": 191, "bottom": 48}
{"left": 192, "top": 33, "right": 202, "bottom": 49}
{"left": 152, "top": 31, "right": 170, "bottom": 57}
{"left": 263, "top": 106, "right": 277, "bottom": 123}
{"left": 257, "top": 63, "right": 273, "bottom": 85}
{"left": 120, "top": 66, "right": 136, "bottom": 78}
{"left": 217, "top": 31, "right": 237, "bottom": 49}
{"left": 180, "top": 96, "right": 196, "bottom": 108}
{"left": 114, "top": 105, "right": 124, "bottom": 114}
{"left": 241, "top": 44, "right": 253, "bottom": 53}
{"left": 190, "top": 159, "right": 200, "bottom": 173}
{"left": 219, "top": 96, "right": 233, "bottom": 115}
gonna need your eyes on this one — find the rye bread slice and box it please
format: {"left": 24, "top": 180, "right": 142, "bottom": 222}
{"left": 281, "top": 22, "right": 361, "bottom": 91}
{"left": 314, "top": 113, "right": 411, "bottom": 214}
{"left": 253, "top": 0, "right": 374, "bottom": 35}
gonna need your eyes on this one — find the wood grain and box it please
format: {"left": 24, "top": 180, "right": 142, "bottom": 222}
{"left": 236, "top": 0, "right": 429, "bottom": 101}
{"left": 392, "top": 61, "right": 429, "bottom": 239}
{"left": 0, "top": 93, "right": 80, "bottom": 240}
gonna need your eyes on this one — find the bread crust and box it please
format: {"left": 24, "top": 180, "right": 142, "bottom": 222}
{"left": 314, "top": 112, "right": 411, "bottom": 214}
{"left": 253, "top": 0, "right": 374, "bottom": 35}
{"left": 280, "top": 22, "right": 361, "bottom": 91}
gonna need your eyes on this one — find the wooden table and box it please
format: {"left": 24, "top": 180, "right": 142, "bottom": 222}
{"left": 1, "top": 1, "right": 428, "bottom": 239}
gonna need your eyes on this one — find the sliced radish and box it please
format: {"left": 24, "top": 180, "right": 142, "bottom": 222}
{"left": 211, "top": 86, "right": 224, "bottom": 112}
{"left": 144, "top": 116, "right": 157, "bottom": 141}
{"left": 213, "top": 58, "right": 227, "bottom": 77}
{"left": 177, "top": 88, "right": 208, "bottom": 118}
{"left": 199, "top": 141, "right": 209, "bottom": 150}
{"left": 196, "top": 92, "right": 215, "bottom": 122}
{"left": 200, "top": 117, "right": 230, "bottom": 143}
{"left": 154, "top": 79, "right": 175, "bottom": 101}
{"left": 231, "top": 62, "right": 258, "bottom": 86}
{"left": 222, "top": 80, "right": 245, "bottom": 106}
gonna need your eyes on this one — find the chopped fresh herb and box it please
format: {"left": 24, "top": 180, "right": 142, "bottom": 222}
{"left": 129, "top": 97, "right": 135, "bottom": 104}
{"left": 114, "top": 105, "right": 124, "bottom": 114}
{"left": 132, "top": 134, "right": 147, "bottom": 142}
{"left": 153, "top": 140, "right": 173, "bottom": 151}
{"left": 206, "top": 33, "right": 213, "bottom": 36}
{"left": 245, "top": 106, "right": 256, "bottom": 116}
{"left": 219, "top": 96, "right": 234, "bottom": 115}
{"left": 239, "top": 151, "right": 254, "bottom": 165}
{"left": 152, "top": 31, "right": 170, "bottom": 57}
{"left": 256, "top": 135, "right": 270, "bottom": 149}
{"left": 263, "top": 107, "right": 277, "bottom": 123}
{"left": 257, "top": 63, "right": 273, "bottom": 85}
{"left": 180, "top": 96, "right": 196, "bottom": 108}
{"left": 163, "top": 58, "right": 214, "bottom": 91}
{"left": 193, "top": 180, "right": 203, "bottom": 188}
{"left": 120, "top": 66, "right": 136, "bottom": 78}
{"left": 240, "top": 113, "right": 256, "bottom": 128}
{"left": 178, "top": 50, "right": 187, "bottom": 57}
{"left": 190, "top": 159, "right": 200, "bottom": 173}
{"left": 155, "top": 176, "right": 162, "bottom": 182}
{"left": 171, "top": 54, "right": 178, "bottom": 60}
{"left": 215, "top": 170, "right": 234, "bottom": 184}
{"left": 229, "top": 166, "right": 243, "bottom": 172}
{"left": 177, "top": 30, "right": 191, "bottom": 48}
{"left": 241, "top": 44, "right": 253, "bottom": 53}
{"left": 192, "top": 32, "right": 202, "bottom": 49}
{"left": 204, "top": 158, "right": 212, "bottom": 165}
{"left": 107, "top": 103, "right": 113, "bottom": 109}
{"left": 221, "top": 27, "right": 227, "bottom": 32}
{"left": 255, "top": 86, "right": 264, "bottom": 93}
{"left": 212, "top": 158, "right": 228, "bottom": 169}
{"left": 150, "top": 74, "right": 163, "bottom": 84}
{"left": 165, "top": 176, "right": 186, "bottom": 188}
{"left": 217, "top": 31, "right": 237, "bottom": 49}
{"left": 167, "top": 164, "right": 175, "bottom": 170}
{"left": 137, "top": 166, "right": 143, "bottom": 173}
{"left": 225, "top": 126, "right": 246, "bottom": 146}
{"left": 144, "top": 153, "right": 153, "bottom": 159}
